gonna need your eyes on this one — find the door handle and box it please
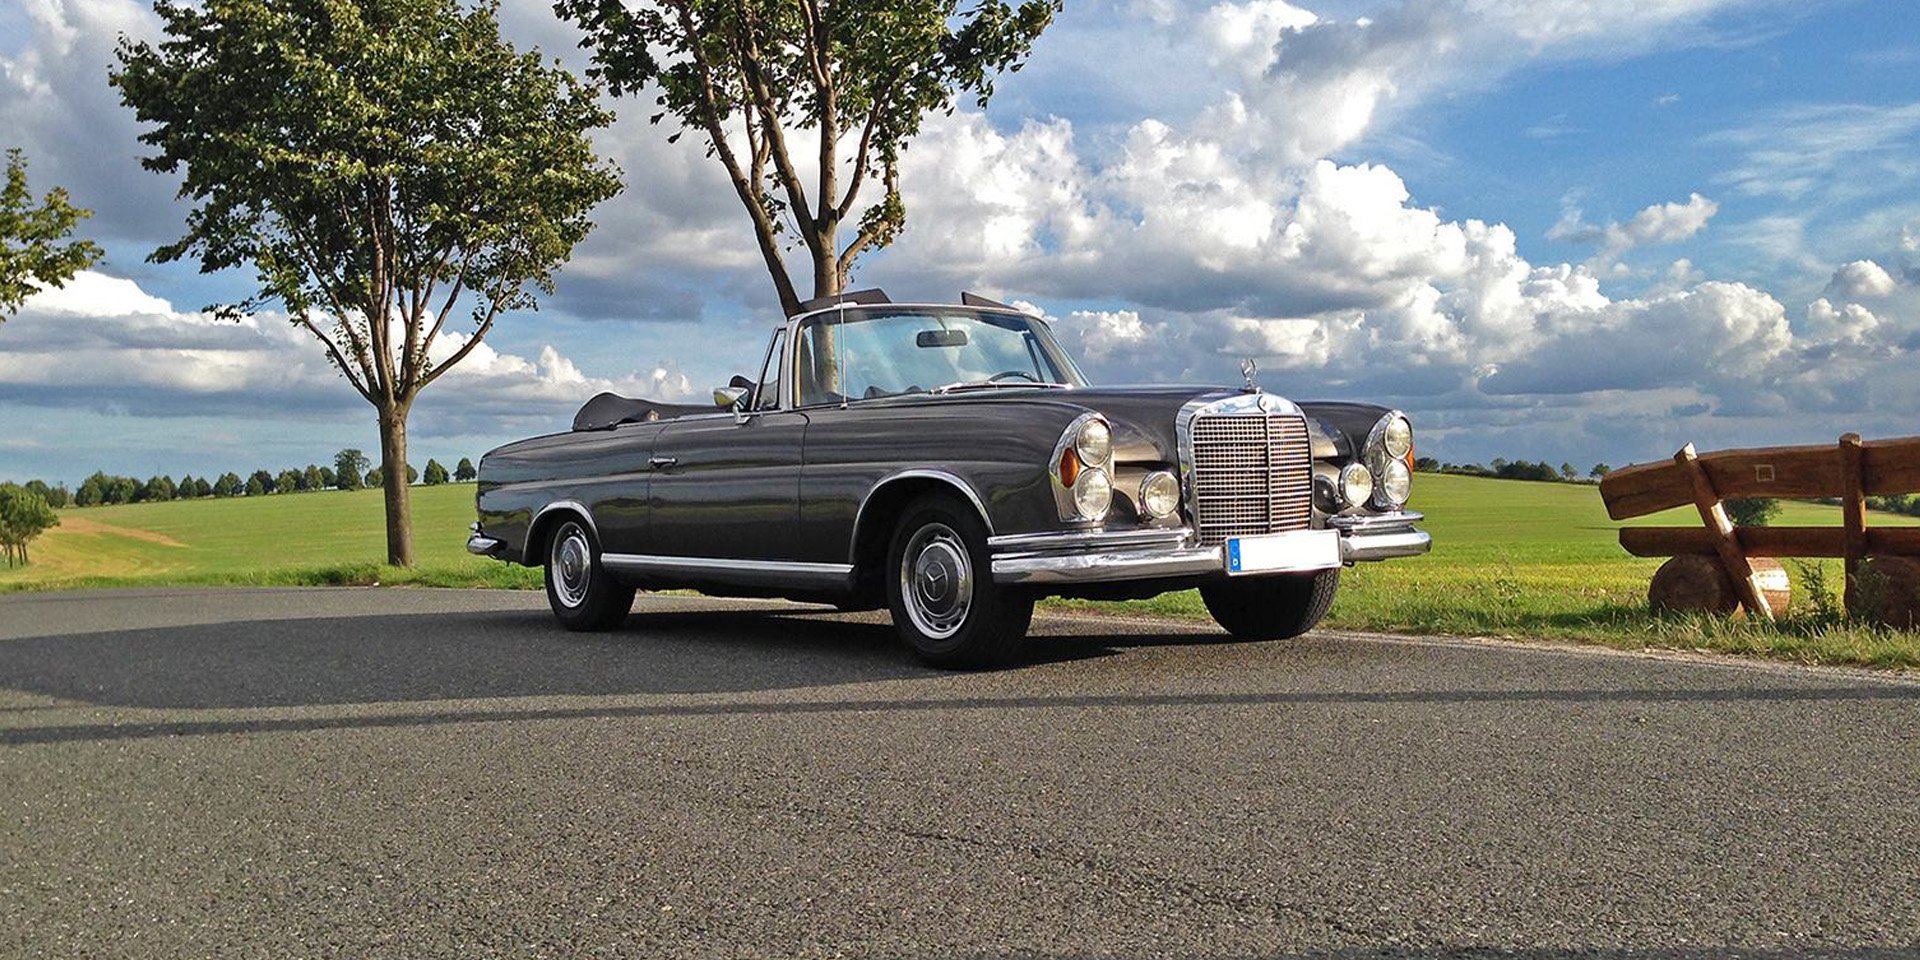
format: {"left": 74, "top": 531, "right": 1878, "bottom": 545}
{"left": 649, "top": 456, "right": 678, "bottom": 469}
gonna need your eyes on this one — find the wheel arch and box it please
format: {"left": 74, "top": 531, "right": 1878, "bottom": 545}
{"left": 525, "top": 499, "right": 599, "bottom": 567}
{"left": 848, "top": 471, "right": 992, "bottom": 600}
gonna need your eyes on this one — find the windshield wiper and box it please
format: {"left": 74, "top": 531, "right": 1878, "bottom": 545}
{"left": 929, "top": 380, "right": 1071, "bottom": 395}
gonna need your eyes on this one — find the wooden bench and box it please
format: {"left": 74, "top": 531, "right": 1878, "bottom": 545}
{"left": 1598, "top": 435, "right": 1920, "bottom": 626}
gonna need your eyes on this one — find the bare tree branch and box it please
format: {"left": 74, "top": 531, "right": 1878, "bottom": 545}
{"left": 679, "top": 3, "right": 800, "bottom": 313}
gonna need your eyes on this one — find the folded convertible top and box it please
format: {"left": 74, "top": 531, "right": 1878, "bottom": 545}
{"left": 571, "top": 392, "right": 711, "bottom": 431}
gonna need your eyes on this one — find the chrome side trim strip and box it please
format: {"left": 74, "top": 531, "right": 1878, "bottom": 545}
{"left": 601, "top": 553, "right": 855, "bottom": 590}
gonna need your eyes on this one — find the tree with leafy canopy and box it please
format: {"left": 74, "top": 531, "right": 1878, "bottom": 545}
{"left": 141, "top": 475, "right": 177, "bottom": 502}
{"left": 0, "top": 483, "right": 59, "bottom": 567}
{"left": 454, "top": 457, "right": 476, "bottom": 482}
{"left": 1, "top": 149, "right": 103, "bottom": 324}
{"left": 334, "top": 449, "right": 370, "bottom": 492}
{"left": 1590, "top": 463, "right": 1611, "bottom": 479}
{"left": 423, "top": 459, "right": 449, "bottom": 485}
{"left": 557, "top": 0, "right": 1059, "bottom": 322}
{"left": 213, "top": 472, "right": 242, "bottom": 498}
{"left": 24, "top": 479, "right": 65, "bottom": 509}
{"left": 115, "top": 0, "right": 622, "bottom": 566}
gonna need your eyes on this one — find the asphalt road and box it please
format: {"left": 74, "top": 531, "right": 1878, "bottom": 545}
{"left": 1, "top": 588, "right": 1917, "bottom": 959}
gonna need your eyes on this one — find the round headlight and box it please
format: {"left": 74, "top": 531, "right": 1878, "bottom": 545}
{"left": 1339, "top": 463, "right": 1374, "bottom": 508}
{"left": 1073, "top": 467, "right": 1112, "bottom": 519}
{"left": 1139, "top": 471, "right": 1180, "bottom": 520}
{"left": 1377, "top": 459, "right": 1411, "bottom": 507}
{"left": 1383, "top": 415, "right": 1413, "bottom": 459}
{"left": 1074, "top": 418, "right": 1112, "bottom": 466}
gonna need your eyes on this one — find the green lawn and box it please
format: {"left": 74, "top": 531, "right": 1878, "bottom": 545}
{"left": 0, "top": 483, "right": 538, "bottom": 591}
{"left": 6, "top": 475, "right": 1917, "bottom": 667}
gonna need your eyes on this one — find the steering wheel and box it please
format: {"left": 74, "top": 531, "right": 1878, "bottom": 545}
{"left": 987, "top": 369, "right": 1041, "bottom": 383}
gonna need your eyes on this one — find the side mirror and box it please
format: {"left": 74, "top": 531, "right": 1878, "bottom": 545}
{"left": 713, "top": 385, "right": 750, "bottom": 410}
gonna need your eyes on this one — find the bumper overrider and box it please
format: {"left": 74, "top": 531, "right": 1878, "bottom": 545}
{"left": 989, "top": 512, "right": 1430, "bottom": 585}
{"left": 467, "top": 522, "right": 505, "bottom": 557}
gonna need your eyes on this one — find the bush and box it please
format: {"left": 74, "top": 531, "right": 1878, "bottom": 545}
{"left": 1726, "top": 498, "right": 1781, "bottom": 527}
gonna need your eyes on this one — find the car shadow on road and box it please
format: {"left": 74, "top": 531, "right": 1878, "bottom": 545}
{"left": 0, "top": 605, "right": 963, "bottom": 711}
{"left": 0, "top": 595, "right": 1247, "bottom": 715}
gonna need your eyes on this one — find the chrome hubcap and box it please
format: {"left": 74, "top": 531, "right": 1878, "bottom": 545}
{"left": 901, "top": 523, "right": 972, "bottom": 640}
{"left": 551, "top": 524, "right": 592, "bottom": 608}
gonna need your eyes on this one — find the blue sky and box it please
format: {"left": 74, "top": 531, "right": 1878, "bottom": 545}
{"left": 3, "top": 0, "right": 1919, "bottom": 486}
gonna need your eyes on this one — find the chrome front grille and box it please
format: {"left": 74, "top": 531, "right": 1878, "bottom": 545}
{"left": 1189, "top": 413, "right": 1313, "bottom": 545}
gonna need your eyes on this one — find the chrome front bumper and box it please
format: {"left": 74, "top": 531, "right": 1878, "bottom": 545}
{"left": 989, "top": 513, "right": 1430, "bottom": 585}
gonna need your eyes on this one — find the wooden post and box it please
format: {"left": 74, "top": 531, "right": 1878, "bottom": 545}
{"left": 1675, "top": 443, "right": 1775, "bottom": 621}
{"left": 1840, "top": 433, "right": 1867, "bottom": 615}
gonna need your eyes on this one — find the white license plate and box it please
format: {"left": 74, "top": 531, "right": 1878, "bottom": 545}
{"left": 1225, "top": 530, "right": 1341, "bottom": 575}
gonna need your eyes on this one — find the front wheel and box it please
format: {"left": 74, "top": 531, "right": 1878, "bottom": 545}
{"left": 1201, "top": 568, "right": 1340, "bottom": 641}
{"left": 544, "top": 518, "right": 633, "bottom": 631}
{"left": 886, "top": 494, "right": 1034, "bottom": 669}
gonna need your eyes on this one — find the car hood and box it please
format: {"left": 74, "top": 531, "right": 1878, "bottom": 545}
{"left": 870, "top": 384, "right": 1356, "bottom": 464}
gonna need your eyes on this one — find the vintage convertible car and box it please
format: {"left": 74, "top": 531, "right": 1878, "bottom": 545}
{"left": 468, "top": 292, "right": 1430, "bottom": 666}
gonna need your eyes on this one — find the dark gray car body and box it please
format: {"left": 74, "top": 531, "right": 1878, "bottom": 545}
{"left": 470, "top": 304, "right": 1429, "bottom": 607}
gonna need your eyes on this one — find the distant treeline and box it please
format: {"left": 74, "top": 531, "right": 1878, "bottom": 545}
{"left": 14, "top": 449, "right": 476, "bottom": 508}
{"left": 1414, "top": 457, "right": 1611, "bottom": 484}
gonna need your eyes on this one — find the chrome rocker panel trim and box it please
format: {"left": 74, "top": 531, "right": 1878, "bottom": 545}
{"left": 601, "top": 553, "right": 856, "bottom": 591}
{"left": 990, "top": 515, "right": 1430, "bottom": 585}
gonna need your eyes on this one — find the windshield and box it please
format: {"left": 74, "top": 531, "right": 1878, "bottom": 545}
{"left": 792, "top": 308, "right": 1086, "bottom": 407}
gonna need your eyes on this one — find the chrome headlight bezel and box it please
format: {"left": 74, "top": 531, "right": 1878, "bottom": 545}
{"left": 1051, "top": 412, "right": 1115, "bottom": 522}
{"left": 1338, "top": 462, "right": 1374, "bottom": 508}
{"left": 1074, "top": 418, "right": 1112, "bottom": 467}
{"left": 1376, "top": 458, "right": 1412, "bottom": 508}
{"left": 1381, "top": 414, "right": 1412, "bottom": 459}
{"left": 1073, "top": 467, "right": 1113, "bottom": 520}
{"left": 1362, "top": 410, "right": 1414, "bottom": 511}
{"left": 1138, "top": 470, "right": 1180, "bottom": 520}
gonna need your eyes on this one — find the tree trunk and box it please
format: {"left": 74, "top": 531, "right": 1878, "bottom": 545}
{"left": 378, "top": 401, "right": 415, "bottom": 567}
{"left": 810, "top": 225, "right": 840, "bottom": 300}
{"left": 810, "top": 224, "right": 844, "bottom": 391}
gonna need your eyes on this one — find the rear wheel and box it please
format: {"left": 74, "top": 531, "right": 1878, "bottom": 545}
{"left": 543, "top": 518, "right": 633, "bottom": 631}
{"left": 1201, "top": 568, "right": 1340, "bottom": 641}
{"left": 886, "top": 494, "right": 1033, "bottom": 669}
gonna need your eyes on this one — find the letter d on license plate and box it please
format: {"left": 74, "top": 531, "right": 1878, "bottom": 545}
{"left": 1225, "top": 529, "right": 1341, "bottom": 575}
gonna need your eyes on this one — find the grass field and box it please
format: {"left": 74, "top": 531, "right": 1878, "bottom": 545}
{"left": 6, "top": 475, "right": 1918, "bottom": 667}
